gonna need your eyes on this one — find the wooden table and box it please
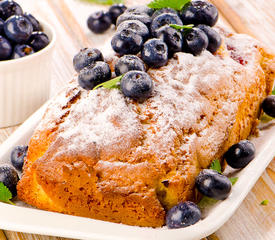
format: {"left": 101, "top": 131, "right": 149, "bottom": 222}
{"left": 0, "top": 0, "right": 274, "bottom": 239}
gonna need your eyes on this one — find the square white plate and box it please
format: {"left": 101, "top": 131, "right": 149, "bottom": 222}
{"left": 0, "top": 101, "right": 274, "bottom": 240}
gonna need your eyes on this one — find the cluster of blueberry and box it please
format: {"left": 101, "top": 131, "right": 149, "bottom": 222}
{"left": 166, "top": 139, "right": 256, "bottom": 229}
{"left": 111, "top": 1, "right": 221, "bottom": 65}
{"left": 73, "top": 48, "right": 153, "bottom": 102}
{"left": 0, "top": 0, "right": 50, "bottom": 61}
{"left": 79, "top": 1, "right": 221, "bottom": 102}
{"left": 0, "top": 145, "right": 27, "bottom": 199}
{"left": 88, "top": 1, "right": 221, "bottom": 69}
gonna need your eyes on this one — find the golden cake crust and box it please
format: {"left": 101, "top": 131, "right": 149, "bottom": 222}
{"left": 17, "top": 29, "right": 275, "bottom": 227}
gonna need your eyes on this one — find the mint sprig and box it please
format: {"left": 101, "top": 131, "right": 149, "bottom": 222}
{"left": 148, "top": 0, "right": 191, "bottom": 11}
{"left": 0, "top": 182, "right": 14, "bottom": 205}
{"left": 260, "top": 200, "right": 269, "bottom": 205}
{"left": 198, "top": 196, "right": 218, "bottom": 209}
{"left": 93, "top": 75, "right": 123, "bottom": 90}
{"left": 209, "top": 159, "right": 238, "bottom": 184}
{"left": 229, "top": 177, "right": 238, "bottom": 185}
{"left": 260, "top": 114, "right": 274, "bottom": 123}
{"left": 210, "top": 159, "right": 222, "bottom": 173}
{"left": 272, "top": 87, "right": 275, "bottom": 95}
{"left": 81, "top": 0, "right": 123, "bottom": 5}
{"left": 170, "top": 24, "right": 194, "bottom": 31}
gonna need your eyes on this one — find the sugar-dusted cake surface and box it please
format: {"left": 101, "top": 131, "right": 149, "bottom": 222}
{"left": 17, "top": 28, "right": 275, "bottom": 227}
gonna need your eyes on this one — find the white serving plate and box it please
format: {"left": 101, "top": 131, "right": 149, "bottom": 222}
{"left": 0, "top": 100, "right": 274, "bottom": 240}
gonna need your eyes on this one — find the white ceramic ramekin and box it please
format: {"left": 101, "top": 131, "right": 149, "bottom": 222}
{"left": 0, "top": 19, "right": 56, "bottom": 128}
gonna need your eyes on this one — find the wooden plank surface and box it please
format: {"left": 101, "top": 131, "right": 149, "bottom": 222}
{"left": 0, "top": 0, "right": 274, "bottom": 239}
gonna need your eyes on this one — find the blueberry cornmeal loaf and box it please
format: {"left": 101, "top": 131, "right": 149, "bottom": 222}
{"left": 17, "top": 28, "right": 275, "bottom": 227}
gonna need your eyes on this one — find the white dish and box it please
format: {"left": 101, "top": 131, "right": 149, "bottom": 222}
{"left": 0, "top": 100, "right": 274, "bottom": 240}
{"left": 0, "top": 19, "right": 56, "bottom": 128}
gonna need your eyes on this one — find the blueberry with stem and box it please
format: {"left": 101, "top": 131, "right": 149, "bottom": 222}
{"left": 182, "top": 27, "right": 209, "bottom": 56}
{"left": 180, "top": 0, "right": 219, "bottom": 27}
{"left": 12, "top": 44, "right": 34, "bottom": 59}
{"left": 120, "top": 70, "right": 153, "bottom": 102}
{"left": 111, "top": 29, "right": 143, "bottom": 56}
{"left": 141, "top": 38, "right": 168, "bottom": 68}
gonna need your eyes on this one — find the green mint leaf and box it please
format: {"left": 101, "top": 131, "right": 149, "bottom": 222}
{"left": 272, "top": 88, "right": 275, "bottom": 95}
{"left": 0, "top": 182, "right": 14, "bottom": 205}
{"left": 81, "top": 0, "right": 123, "bottom": 5}
{"left": 229, "top": 177, "right": 238, "bottom": 185}
{"left": 170, "top": 24, "right": 194, "bottom": 31}
{"left": 210, "top": 159, "right": 222, "bottom": 173}
{"left": 260, "top": 200, "right": 269, "bottom": 205}
{"left": 260, "top": 113, "right": 274, "bottom": 123}
{"left": 197, "top": 196, "right": 219, "bottom": 209}
{"left": 148, "top": 0, "right": 191, "bottom": 11}
{"left": 93, "top": 75, "right": 123, "bottom": 90}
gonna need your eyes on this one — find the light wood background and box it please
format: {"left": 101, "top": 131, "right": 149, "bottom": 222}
{"left": 0, "top": 0, "right": 274, "bottom": 239}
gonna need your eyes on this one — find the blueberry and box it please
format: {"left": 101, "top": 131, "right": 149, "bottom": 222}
{"left": 87, "top": 11, "right": 112, "bottom": 34}
{"left": 78, "top": 61, "right": 111, "bottom": 90}
{"left": 0, "top": 0, "right": 23, "bottom": 20}
{"left": 151, "top": 13, "right": 183, "bottom": 37}
{"left": 117, "top": 20, "right": 149, "bottom": 41}
{"left": 195, "top": 169, "right": 232, "bottom": 200}
{"left": 0, "top": 164, "right": 19, "bottom": 197}
{"left": 197, "top": 24, "right": 221, "bottom": 53}
{"left": 4, "top": 15, "right": 33, "bottom": 43}
{"left": 115, "top": 55, "right": 146, "bottom": 76}
{"left": 120, "top": 70, "right": 153, "bottom": 101}
{"left": 262, "top": 95, "right": 275, "bottom": 118}
{"left": 116, "top": 13, "right": 152, "bottom": 28}
{"left": 0, "top": 18, "right": 4, "bottom": 34}
{"left": 23, "top": 13, "right": 42, "bottom": 31}
{"left": 141, "top": 38, "right": 168, "bottom": 68}
{"left": 180, "top": 0, "right": 218, "bottom": 27}
{"left": 152, "top": 8, "right": 178, "bottom": 19}
{"left": 109, "top": 4, "right": 127, "bottom": 24}
{"left": 155, "top": 25, "right": 183, "bottom": 57}
{"left": 28, "top": 31, "right": 49, "bottom": 51}
{"left": 11, "top": 145, "right": 28, "bottom": 171}
{"left": 125, "top": 5, "right": 154, "bottom": 16}
{"left": 111, "top": 29, "right": 143, "bottom": 56}
{"left": 166, "top": 201, "right": 201, "bottom": 229}
{"left": 224, "top": 140, "right": 256, "bottom": 169}
{"left": 12, "top": 44, "right": 34, "bottom": 59}
{"left": 183, "top": 27, "right": 208, "bottom": 56}
{"left": 0, "top": 35, "right": 12, "bottom": 60}
{"left": 73, "top": 48, "right": 103, "bottom": 73}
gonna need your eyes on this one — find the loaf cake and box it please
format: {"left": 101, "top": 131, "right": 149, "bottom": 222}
{"left": 17, "top": 28, "right": 275, "bottom": 227}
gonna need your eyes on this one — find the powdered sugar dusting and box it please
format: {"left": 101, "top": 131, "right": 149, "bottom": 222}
{"left": 36, "top": 30, "right": 266, "bottom": 169}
